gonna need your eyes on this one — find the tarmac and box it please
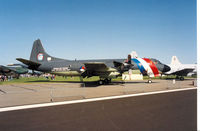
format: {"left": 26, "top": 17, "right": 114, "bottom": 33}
{"left": 0, "top": 79, "right": 196, "bottom": 107}
{"left": 0, "top": 88, "right": 196, "bottom": 131}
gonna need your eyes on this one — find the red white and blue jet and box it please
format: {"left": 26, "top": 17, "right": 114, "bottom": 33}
{"left": 126, "top": 51, "right": 170, "bottom": 83}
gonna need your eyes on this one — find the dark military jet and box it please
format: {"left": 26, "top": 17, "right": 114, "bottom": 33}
{"left": 17, "top": 39, "right": 170, "bottom": 84}
{"left": 0, "top": 64, "right": 28, "bottom": 78}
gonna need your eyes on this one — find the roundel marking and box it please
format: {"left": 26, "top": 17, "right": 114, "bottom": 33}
{"left": 80, "top": 66, "right": 86, "bottom": 72}
{"left": 37, "top": 53, "right": 44, "bottom": 61}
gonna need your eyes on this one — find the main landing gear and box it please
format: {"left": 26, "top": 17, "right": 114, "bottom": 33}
{"left": 176, "top": 76, "right": 184, "bottom": 81}
{"left": 98, "top": 78, "right": 112, "bottom": 85}
{"left": 147, "top": 77, "right": 152, "bottom": 84}
{"left": 147, "top": 80, "right": 152, "bottom": 83}
{"left": 180, "top": 77, "right": 184, "bottom": 81}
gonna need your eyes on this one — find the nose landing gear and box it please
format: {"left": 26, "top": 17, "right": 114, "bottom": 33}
{"left": 176, "top": 76, "right": 184, "bottom": 81}
{"left": 147, "top": 77, "right": 153, "bottom": 84}
{"left": 147, "top": 80, "right": 152, "bottom": 83}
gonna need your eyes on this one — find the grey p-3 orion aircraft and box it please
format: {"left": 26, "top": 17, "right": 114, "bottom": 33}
{"left": 17, "top": 39, "right": 170, "bottom": 84}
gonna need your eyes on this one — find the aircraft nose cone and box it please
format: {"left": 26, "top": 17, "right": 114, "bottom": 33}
{"left": 163, "top": 65, "right": 171, "bottom": 72}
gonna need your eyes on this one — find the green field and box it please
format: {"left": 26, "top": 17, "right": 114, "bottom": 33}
{"left": 0, "top": 75, "right": 196, "bottom": 85}
{"left": 0, "top": 76, "right": 97, "bottom": 85}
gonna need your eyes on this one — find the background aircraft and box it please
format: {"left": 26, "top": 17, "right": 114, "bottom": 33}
{"left": 17, "top": 39, "right": 170, "bottom": 84}
{"left": 164, "top": 56, "right": 197, "bottom": 80}
{"left": 0, "top": 64, "right": 28, "bottom": 78}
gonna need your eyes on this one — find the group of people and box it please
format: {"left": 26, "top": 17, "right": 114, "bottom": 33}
{"left": 0, "top": 74, "right": 56, "bottom": 82}
{"left": 43, "top": 74, "right": 56, "bottom": 80}
{"left": 0, "top": 75, "right": 13, "bottom": 82}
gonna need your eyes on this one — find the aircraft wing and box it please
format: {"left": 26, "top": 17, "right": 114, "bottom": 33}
{"left": 84, "top": 62, "right": 109, "bottom": 71}
{"left": 167, "top": 68, "right": 194, "bottom": 76}
{"left": 82, "top": 62, "right": 119, "bottom": 78}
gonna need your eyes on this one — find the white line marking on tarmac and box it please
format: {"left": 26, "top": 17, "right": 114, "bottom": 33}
{"left": 0, "top": 87, "right": 196, "bottom": 112}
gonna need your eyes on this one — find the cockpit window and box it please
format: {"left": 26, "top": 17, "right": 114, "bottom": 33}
{"left": 150, "top": 58, "right": 161, "bottom": 64}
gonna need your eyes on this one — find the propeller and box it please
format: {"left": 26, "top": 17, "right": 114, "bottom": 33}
{"left": 113, "top": 54, "right": 133, "bottom": 73}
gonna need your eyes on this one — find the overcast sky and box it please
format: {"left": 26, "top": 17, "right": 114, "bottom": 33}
{"left": 0, "top": 0, "right": 196, "bottom": 65}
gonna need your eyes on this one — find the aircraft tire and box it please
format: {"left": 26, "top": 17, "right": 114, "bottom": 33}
{"left": 104, "top": 79, "right": 109, "bottom": 84}
{"left": 176, "top": 76, "right": 179, "bottom": 79}
{"left": 148, "top": 80, "right": 152, "bottom": 84}
{"left": 99, "top": 80, "right": 104, "bottom": 85}
{"left": 180, "top": 77, "right": 184, "bottom": 81}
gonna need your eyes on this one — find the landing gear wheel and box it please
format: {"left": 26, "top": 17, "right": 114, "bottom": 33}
{"left": 104, "top": 79, "right": 109, "bottom": 84}
{"left": 108, "top": 78, "right": 111, "bottom": 83}
{"left": 180, "top": 77, "right": 184, "bottom": 81}
{"left": 176, "top": 76, "right": 179, "bottom": 79}
{"left": 99, "top": 80, "right": 104, "bottom": 85}
{"left": 148, "top": 80, "right": 152, "bottom": 84}
{"left": 99, "top": 78, "right": 112, "bottom": 85}
{"left": 105, "top": 78, "right": 112, "bottom": 84}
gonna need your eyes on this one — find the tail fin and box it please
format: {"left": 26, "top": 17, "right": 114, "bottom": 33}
{"left": 30, "top": 39, "right": 63, "bottom": 63}
{"left": 170, "top": 56, "right": 182, "bottom": 66}
{"left": 130, "top": 51, "right": 138, "bottom": 58}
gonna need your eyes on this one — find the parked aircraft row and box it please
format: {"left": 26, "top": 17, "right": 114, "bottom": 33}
{"left": 16, "top": 39, "right": 169, "bottom": 84}
{"left": 1, "top": 39, "right": 196, "bottom": 84}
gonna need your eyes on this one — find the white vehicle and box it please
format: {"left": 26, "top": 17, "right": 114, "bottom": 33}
{"left": 165, "top": 56, "right": 197, "bottom": 80}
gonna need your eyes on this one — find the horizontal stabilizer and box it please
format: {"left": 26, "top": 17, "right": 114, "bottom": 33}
{"left": 16, "top": 58, "right": 41, "bottom": 69}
